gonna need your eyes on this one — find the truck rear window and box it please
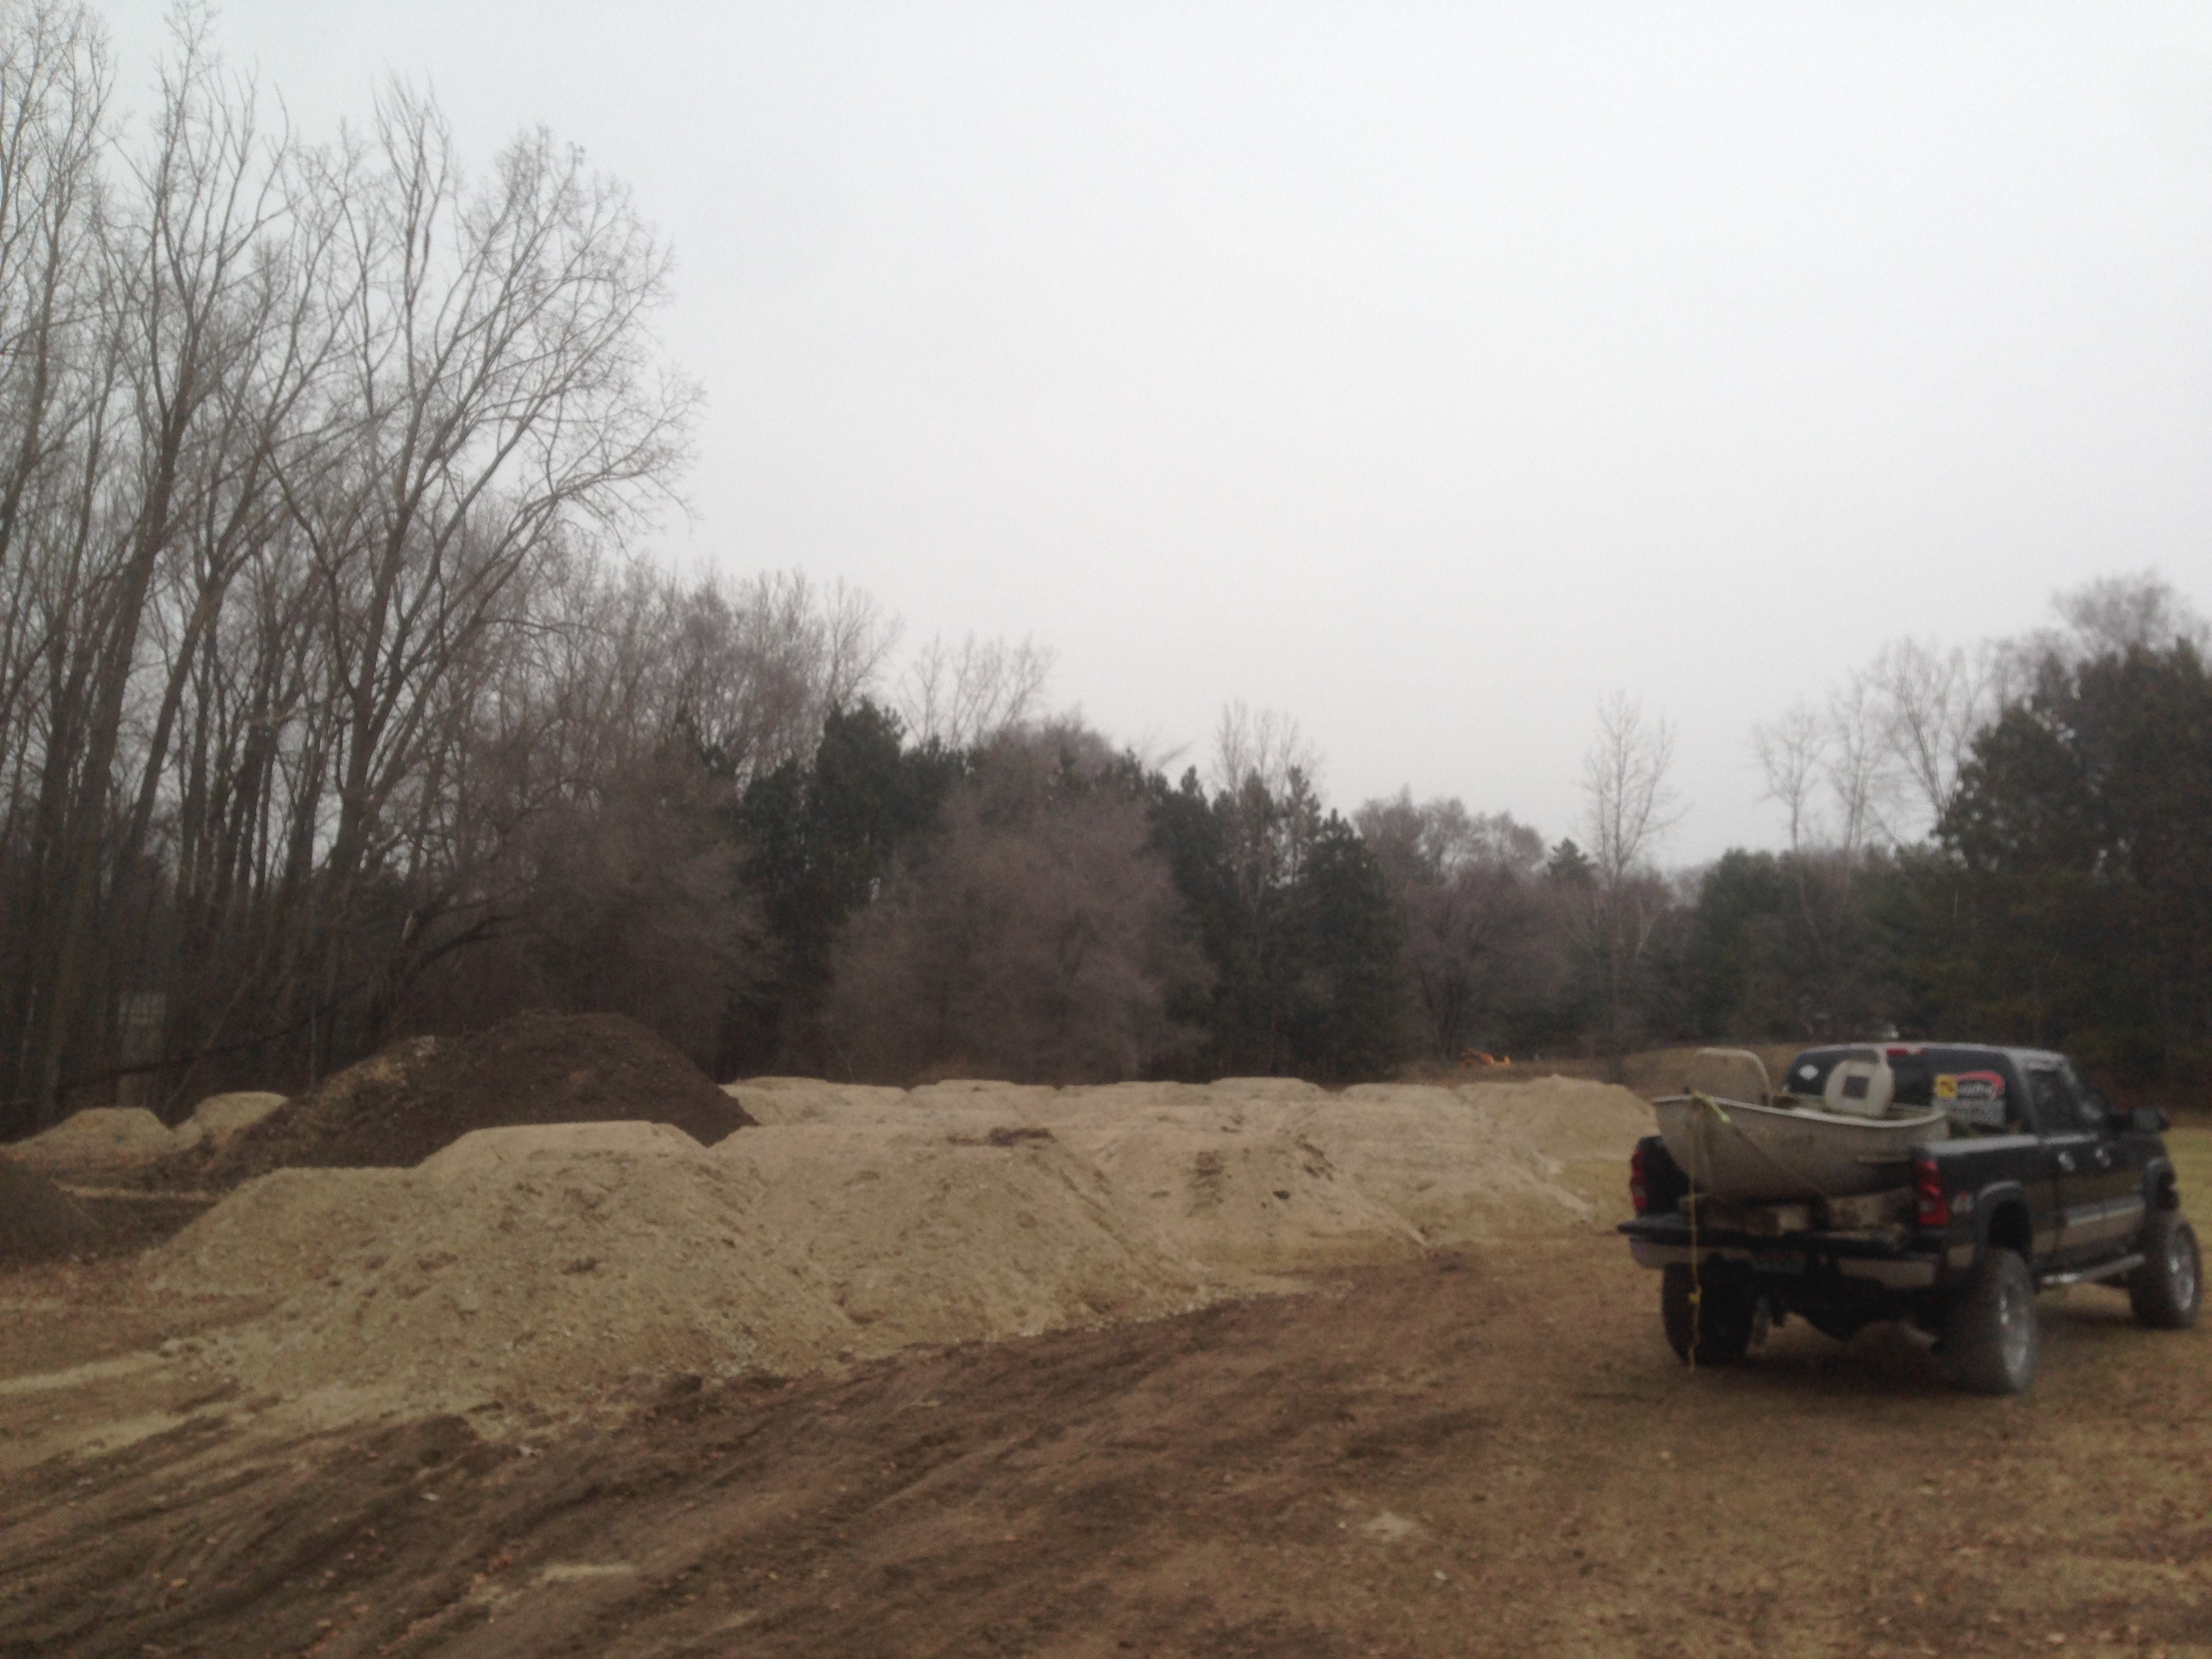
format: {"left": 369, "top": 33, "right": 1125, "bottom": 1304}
{"left": 1782, "top": 1044, "right": 2019, "bottom": 1128}
{"left": 1780, "top": 1048, "right": 1875, "bottom": 1100}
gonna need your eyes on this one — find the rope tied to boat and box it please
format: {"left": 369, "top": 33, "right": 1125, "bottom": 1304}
{"left": 1685, "top": 1094, "right": 1727, "bottom": 1367}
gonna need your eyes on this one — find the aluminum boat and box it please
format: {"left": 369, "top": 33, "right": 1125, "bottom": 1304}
{"left": 1653, "top": 1093, "right": 1950, "bottom": 1204}
{"left": 1651, "top": 1047, "right": 1952, "bottom": 1204}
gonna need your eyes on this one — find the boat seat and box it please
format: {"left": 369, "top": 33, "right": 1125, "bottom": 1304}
{"left": 1822, "top": 1058, "right": 1895, "bottom": 1118}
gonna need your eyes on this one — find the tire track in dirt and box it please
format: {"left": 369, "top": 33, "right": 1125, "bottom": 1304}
{"left": 5, "top": 1234, "right": 2207, "bottom": 1658}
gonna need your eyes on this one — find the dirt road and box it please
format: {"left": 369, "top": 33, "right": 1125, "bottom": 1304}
{"left": 4, "top": 1226, "right": 2207, "bottom": 1659}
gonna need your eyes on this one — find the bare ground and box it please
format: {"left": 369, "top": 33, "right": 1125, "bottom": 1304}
{"left": 4, "top": 1222, "right": 2209, "bottom": 1659}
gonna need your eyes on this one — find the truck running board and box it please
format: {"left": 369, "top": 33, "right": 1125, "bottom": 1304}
{"left": 2038, "top": 1254, "right": 2142, "bottom": 1289}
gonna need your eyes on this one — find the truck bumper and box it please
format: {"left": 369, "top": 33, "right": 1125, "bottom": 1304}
{"left": 1619, "top": 1221, "right": 1946, "bottom": 1300}
{"left": 1624, "top": 1229, "right": 1941, "bottom": 1290}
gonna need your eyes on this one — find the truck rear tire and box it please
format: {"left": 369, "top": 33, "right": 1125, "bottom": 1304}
{"left": 1939, "top": 1248, "right": 2037, "bottom": 1395}
{"left": 1661, "top": 1263, "right": 1754, "bottom": 1366}
{"left": 2128, "top": 1210, "right": 2201, "bottom": 1330}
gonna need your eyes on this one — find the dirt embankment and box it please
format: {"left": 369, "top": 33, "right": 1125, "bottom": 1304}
{"left": 0, "top": 1162, "right": 102, "bottom": 1263}
{"left": 3, "top": 1012, "right": 756, "bottom": 1265}
{"left": 203, "top": 1011, "right": 754, "bottom": 1184}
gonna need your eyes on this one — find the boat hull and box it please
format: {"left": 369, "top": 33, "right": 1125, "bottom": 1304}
{"left": 1654, "top": 1095, "right": 1950, "bottom": 1204}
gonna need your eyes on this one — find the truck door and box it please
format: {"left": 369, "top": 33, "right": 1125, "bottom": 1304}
{"left": 2064, "top": 1062, "right": 2146, "bottom": 1265}
{"left": 2028, "top": 1063, "right": 2132, "bottom": 1267}
{"left": 1928, "top": 1050, "right": 2051, "bottom": 1254}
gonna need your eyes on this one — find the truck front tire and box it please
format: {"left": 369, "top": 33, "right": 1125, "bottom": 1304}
{"left": 1661, "top": 1263, "right": 1754, "bottom": 1366}
{"left": 1940, "top": 1248, "right": 2037, "bottom": 1395}
{"left": 2128, "top": 1210, "right": 2202, "bottom": 1330}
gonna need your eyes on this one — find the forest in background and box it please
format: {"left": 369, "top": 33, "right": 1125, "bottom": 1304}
{"left": 3, "top": 3, "right": 2209, "bottom": 1138}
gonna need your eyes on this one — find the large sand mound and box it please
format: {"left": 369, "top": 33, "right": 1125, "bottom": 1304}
{"left": 141, "top": 1076, "right": 1652, "bottom": 1422}
{"left": 1052, "top": 1084, "right": 1629, "bottom": 1271}
{"left": 150, "top": 1168, "right": 422, "bottom": 1294}
{"left": 1446, "top": 1076, "right": 1657, "bottom": 1164}
{"left": 208, "top": 1012, "right": 754, "bottom": 1183}
{"left": 7, "top": 1093, "right": 289, "bottom": 1188}
{"left": 714, "top": 1124, "right": 1207, "bottom": 1344}
{"left": 152, "top": 1127, "right": 1208, "bottom": 1416}
{"left": 715, "top": 1075, "right": 1654, "bottom": 1267}
{"left": 184, "top": 1091, "right": 287, "bottom": 1143}
{"left": 720, "top": 1078, "right": 914, "bottom": 1127}
{"left": 10, "top": 1107, "right": 181, "bottom": 1168}
{"left": 418, "top": 1121, "right": 708, "bottom": 1178}
{"left": 1064, "top": 1118, "right": 1427, "bottom": 1271}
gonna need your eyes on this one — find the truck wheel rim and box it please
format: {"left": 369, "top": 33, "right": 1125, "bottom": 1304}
{"left": 2173, "top": 1230, "right": 2200, "bottom": 1312}
{"left": 1996, "top": 1274, "right": 2030, "bottom": 1375}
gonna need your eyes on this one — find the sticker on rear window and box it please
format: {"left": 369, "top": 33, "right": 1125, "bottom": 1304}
{"left": 1936, "top": 1071, "right": 2007, "bottom": 1126}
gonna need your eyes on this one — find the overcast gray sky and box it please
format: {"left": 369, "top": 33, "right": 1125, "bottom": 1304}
{"left": 98, "top": 2, "right": 2212, "bottom": 859}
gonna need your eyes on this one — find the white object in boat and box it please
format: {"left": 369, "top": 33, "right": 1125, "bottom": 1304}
{"left": 1822, "top": 1055, "right": 1894, "bottom": 1118}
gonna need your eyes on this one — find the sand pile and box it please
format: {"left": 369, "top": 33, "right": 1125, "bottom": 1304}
{"left": 149, "top": 1122, "right": 1209, "bottom": 1416}
{"left": 154, "top": 1148, "right": 844, "bottom": 1413}
{"left": 9, "top": 1107, "right": 182, "bottom": 1169}
{"left": 1053, "top": 1088, "right": 1608, "bottom": 1271}
{"left": 419, "top": 1121, "right": 708, "bottom": 1177}
{"left": 12, "top": 1092, "right": 288, "bottom": 1182}
{"left": 148, "top": 1168, "right": 422, "bottom": 1294}
{"left": 184, "top": 1091, "right": 287, "bottom": 1144}
{"left": 908, "top": 1080, "right": 1069, "bottom": 1115}
{"left": 209, "top": 1012, "right": 755, "bottom": 1183}
{"left": 1063, "top": 1118, "right": 1427, "bottom": 1272}
{"left": 713, "top": 1124, "right": 1206, "bottom": 1343}
{"left": 720, "top": 1078, "right": 913, "bottom": 1127}
{"left": 140, "top": 1075, "right": 1652, "bottom": 1421}
{"left": 0, "top": 1160, "right": 104, "bottom": 1263}
{"left": 1447, "top": 1076, "right": 1656, "bottom": 1164}
{"left": 712, "top": 1076, "right": 1654, "bottom": 1271}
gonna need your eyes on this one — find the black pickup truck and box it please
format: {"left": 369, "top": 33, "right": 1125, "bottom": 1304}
{"left": 1620, "top": 1043, "right": 2200, "bottom": 1395}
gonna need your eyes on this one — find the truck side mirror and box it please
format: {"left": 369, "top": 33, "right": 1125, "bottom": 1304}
{"left": 2129, "top": 1105, "right": 2171, "bottom": 1135}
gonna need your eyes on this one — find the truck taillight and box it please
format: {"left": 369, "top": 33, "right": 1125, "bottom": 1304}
{"left": 1914, "top": 1154, "right": 1950, "bottom": 1228}
{"left": 1630, "top": 1143, "right": 1650, "bottom": 1215}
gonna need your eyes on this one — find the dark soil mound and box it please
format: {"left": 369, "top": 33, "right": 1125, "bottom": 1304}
{"left": 70, "top": 1190, "right": 220, "bottom": 1253}
{"left": 0, "top": 1160, "right": 104, "bottom": 1263}
{"left": 206, "top": 1011, "right": 756, "bottom": 1184}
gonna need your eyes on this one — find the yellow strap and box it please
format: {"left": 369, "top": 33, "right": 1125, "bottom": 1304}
{"left": 1687, "top": 1097, "right": 1703, "bottom": 1368}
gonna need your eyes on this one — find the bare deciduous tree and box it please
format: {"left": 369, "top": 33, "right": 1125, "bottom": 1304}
{"left": 1583, "top": 691, "right": 1680, "bottom": 884}
{"left": 2051, "top": 569, "right": 2209, "bottom": 659}
{"left": 1208, "top": 699, "right": 1317, "bottom": 804}
{"left": 1750, "top": 703, "right": 1826, "bottom": 856}
{"left": 898, "top": 631, "right": 1050, "bottom": 750}
{"left": 0, "top": 12, "right": 705, "bottom": 1130}
{"left": 1859, "top": 637, "right": 1993, "bottom": 834}
{"left": 1576, "top": 691, "right": 1683, "bottom": 1061}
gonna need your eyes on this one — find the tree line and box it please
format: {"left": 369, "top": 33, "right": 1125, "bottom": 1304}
{"left": 1641, "top": 578, "right": 2212, "bottom": 1103}
{"left": 5, "top": 5, "right": 2207, "bottom": 1135}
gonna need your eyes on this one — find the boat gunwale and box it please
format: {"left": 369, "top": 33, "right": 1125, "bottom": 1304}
{"left": 1652, "top": 1092, "right": 1952, "bottom": 1134}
